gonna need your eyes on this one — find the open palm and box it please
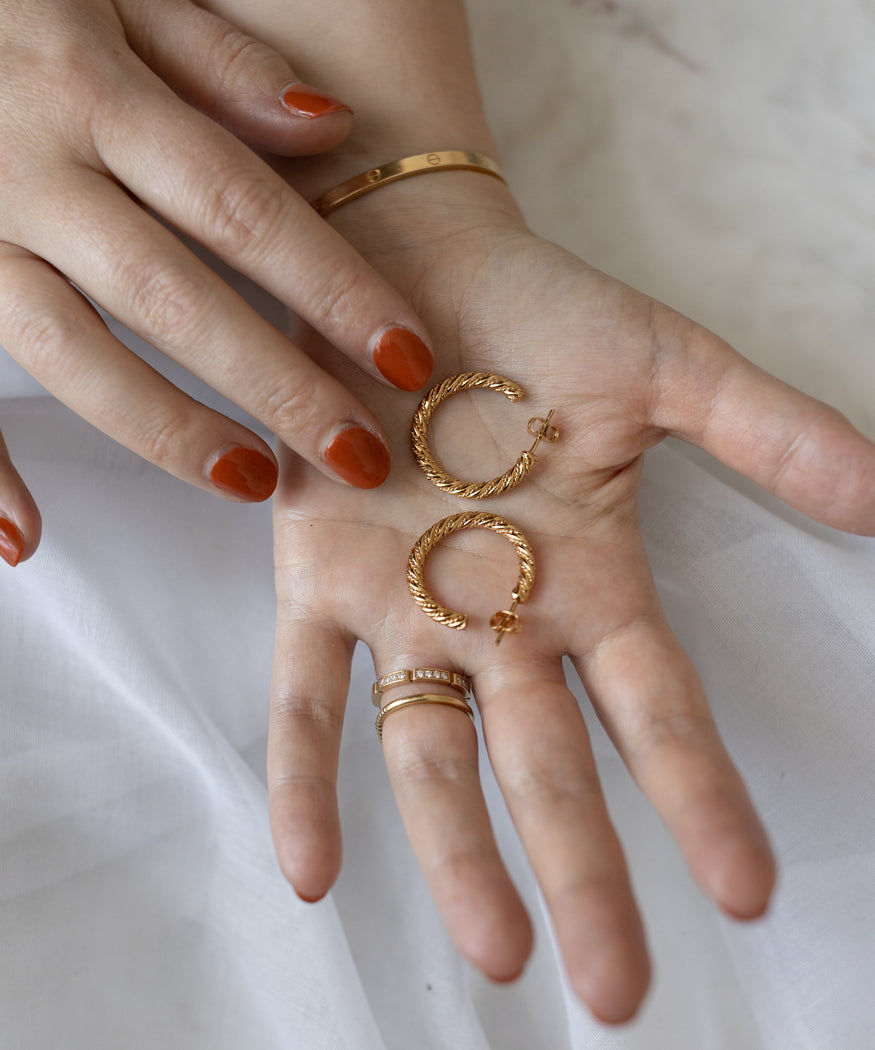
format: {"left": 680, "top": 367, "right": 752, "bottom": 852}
{"left": 268, "top": 192, "right": 875, "bottom": 1022}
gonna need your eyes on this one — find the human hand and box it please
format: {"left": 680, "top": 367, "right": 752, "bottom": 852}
{"left": 0, "top": 0, "right": 436, "bottom": 564}
{"left": 266, "top": 174, "right": 875, "bottom": 1022}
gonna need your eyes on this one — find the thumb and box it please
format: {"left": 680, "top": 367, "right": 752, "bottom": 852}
{"left": 119, "top": 0, "right": 353, "bottom": 155}
{"left": 649, "top": 315, "right": 875, "bottom": 536}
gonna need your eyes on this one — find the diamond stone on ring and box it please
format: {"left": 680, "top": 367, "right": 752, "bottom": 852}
{"left": 371, "top": 668, "right": 471, "bottom": 707}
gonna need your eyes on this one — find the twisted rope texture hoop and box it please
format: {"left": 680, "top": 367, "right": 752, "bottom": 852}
{"left": 411, "top": 372, "right": 536, "bottom": 499}
{"left": 406, "top": 511, "right": 535, "bottom": 630}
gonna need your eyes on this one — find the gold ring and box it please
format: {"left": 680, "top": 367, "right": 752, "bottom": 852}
{"left": 372, "top": 667, "right": 471, "bottom": 707}
{"left": 376, "top": 693, "right": 476, "bottom": 742}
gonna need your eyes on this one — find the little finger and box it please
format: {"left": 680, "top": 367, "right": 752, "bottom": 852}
{"left": 571, "top": 609, "right": 776, "bottom": 920}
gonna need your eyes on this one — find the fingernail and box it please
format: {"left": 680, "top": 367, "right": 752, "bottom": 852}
{"left": 209, "top": 447, "right": 278, "bottom": 501}
{"left": 490, "top": 966, "right": 525, "bottom": 985}
{"left": 0, "top": 517, "right": 25, "bottom": 567}
{"left": 373, "top": 326, "right": 434, "bottom": 391}
{"left": 279, "top": 82, "right": 353, "bottom": 120}
{"left": 296, "top": 890, "right": 327, "bottom": 904}
{"left": 324, "top": 427, "right": 391, "bottom": 488}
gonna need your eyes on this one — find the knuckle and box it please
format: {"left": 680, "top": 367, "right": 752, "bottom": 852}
{"left": 429, "top": 847, "right": 495, "bottom": 888}
{"left": 135, "top": 408, "right": 194, "bottom": 470}
{"left": 259, "top": 370, "right": 324, "bottom": 441}
{"left": 635, "top": 709, "right": 717, "bottom": 754}
{"left": 1, "top": 296, "right": 82, "bottom": 379}
{"left": 3, "top": 33, "right": 128, "bottom": 142}
{"left": 509, "top": 763, "right": 598, "bottom": 809}
{"left": 199, "top": 168, "right": 285, "bottom": 259}
{"left": 308, "top": 266, "right": 374, "bottom": 333}
{"left": 269, "top": 769, "right": 335, "bottom": 801}
{"left": 551, "top": 869, "right": 628, "bottom": 911}
{"left": 125, "top": 260, "right": 214, "bottom": 346}
{"left": 392, "top": 750, "right": 478, "bottom": 788}
{"left": 769, "top": 417, "right": 817, "bottom": 491}
{"left": 270, "top": 692, "right": 342, "bottom": 738}
{"left": 208, "top": 24, "right": 267, "bottom": 96}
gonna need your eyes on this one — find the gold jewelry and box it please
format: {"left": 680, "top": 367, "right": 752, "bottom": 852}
{"left": 407, "top": 511, "right": 535, "bottom": 645}
{"left": 411, "top": 372, "right": 558, "bottom": 499}
{"left": 376, "top": 692, "right": 475, "bottom": 742}
{"left": 310, "top": 151, "right": 506, "bottom": 218}
{"left": 371, "top": 667, "right": 471, "bottom": 708}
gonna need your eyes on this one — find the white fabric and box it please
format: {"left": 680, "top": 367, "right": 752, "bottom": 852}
{"left": 1, "top": 1, "right": 873, "bottom": 1046}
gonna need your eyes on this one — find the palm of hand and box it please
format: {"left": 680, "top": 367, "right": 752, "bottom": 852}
{"left": 270, "top": 221, "right": 874, "bottom": 1021}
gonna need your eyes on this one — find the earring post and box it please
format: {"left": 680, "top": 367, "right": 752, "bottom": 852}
{"left": 526, "top": 409, "right": 559, "bottom": 457}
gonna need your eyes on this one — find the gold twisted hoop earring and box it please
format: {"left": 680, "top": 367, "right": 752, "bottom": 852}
{"left": 411, "top": 372, "right": 559, "bottom": 499}
{"left": 407, "top": 511, "right": 535, "bottom": 645}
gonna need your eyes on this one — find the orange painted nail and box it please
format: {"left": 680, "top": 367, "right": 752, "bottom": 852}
{"left": 324, "top": 427, "right": 390, "bottom": 488}
{"left": 209, "top": 447, "right": 278, "bottom": 501}
{"left": 0, "top": 517, "right": 25, "bottom": 567}
{"left": 279, "top": 83, "right": 353, "bottom": 120}
{"left": 373, "top": 327, "right": 434, "bottom": 391}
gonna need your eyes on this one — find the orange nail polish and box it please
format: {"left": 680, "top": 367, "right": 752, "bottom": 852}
{"left": 373, "top": 327, "right": 434, "bottom": 391}
{"left": 0, "top": 517, "right": 25, "bottom": 567}
{"left": 324, "top": 427, "right": 390, "bottom": 488}
{"left": 209, "top": 447, "right": 278, "bottom": 501}
{"left": 279, "top": 83, "right": 353, "bottom": 120}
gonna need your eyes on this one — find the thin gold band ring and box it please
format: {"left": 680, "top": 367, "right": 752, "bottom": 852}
{"left": 376, "top": 693, "right": 476, "bottom": 742}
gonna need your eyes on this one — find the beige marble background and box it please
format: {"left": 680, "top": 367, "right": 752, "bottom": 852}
{"left": 469, "top": 0, "right": 875, "bottom": 437}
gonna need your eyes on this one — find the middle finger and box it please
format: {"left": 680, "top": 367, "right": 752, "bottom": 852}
{"left": 474, "top": 655, "right": 650, "bottom": 1024}
{"left": 15, "top": 170, "right": 393, "bottom": 488}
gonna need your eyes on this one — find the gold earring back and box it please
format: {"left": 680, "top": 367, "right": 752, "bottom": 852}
{"left": 407, "top": 511, "right": 535, "bottom": 644}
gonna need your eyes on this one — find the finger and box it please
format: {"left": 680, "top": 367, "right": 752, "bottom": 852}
{"left": 119, "top": 0, "right": 353, "bottom": 155}
{"left": 474, "top": 657, "right": 649, "bottom": 1024}
{"left": 0, "top": 243, "right": 279, "bottom": 502}
{"left": 269, "top": 605, "right": 353, "bottom": 902}
{"left": 571, "top": 601, "right": 776, "bottom": 921}
{"left": 0, "top": 426, "right": 40, "bottom": 566}
{"left": 373, "top": 645, "right": 533, "bottom": 982}
{"left": 12, "top": 178, "right": 392, "bottom": 489}
{"left": 88, "top": 67, "right": 434, "bottom": 392}
{"left": 651, "top": 319, "right": 875, "bottom": 534}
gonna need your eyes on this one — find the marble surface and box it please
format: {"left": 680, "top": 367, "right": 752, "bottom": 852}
{"left": 470, "top": 0, "right": 875, "bottom": 437}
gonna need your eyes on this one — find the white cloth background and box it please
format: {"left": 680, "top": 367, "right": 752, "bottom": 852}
{"left": 1, "top": 1, "right": 873, "bottom": 1047}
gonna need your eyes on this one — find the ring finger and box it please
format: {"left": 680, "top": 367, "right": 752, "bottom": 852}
{"left": 372, "top": 644, "right": 533, "bottom": 982}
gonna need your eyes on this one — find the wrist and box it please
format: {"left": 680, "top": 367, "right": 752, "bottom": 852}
{"left": 273, "top": 144, "right": 529, "bottom": 268}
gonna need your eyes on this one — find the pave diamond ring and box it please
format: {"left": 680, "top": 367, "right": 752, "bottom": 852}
{"left": 371, "top": 667, "right": 471, "bottom": 708}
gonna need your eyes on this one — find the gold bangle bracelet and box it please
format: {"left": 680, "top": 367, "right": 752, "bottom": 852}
{"left": 310, "top": 150, "right": 505, "bottom": 218}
